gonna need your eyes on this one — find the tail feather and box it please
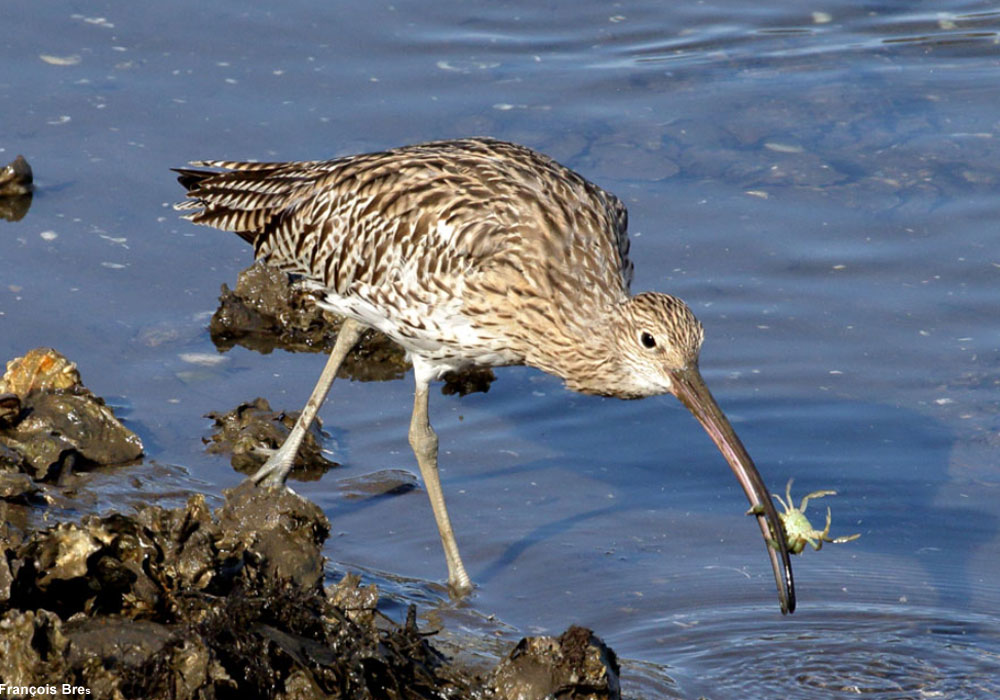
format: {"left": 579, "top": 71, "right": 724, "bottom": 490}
{"left": 172, "top": 167, "right": 215, "bottom": 192}
{"left": 172, "top": 162, "right": 324, "bottom": 244}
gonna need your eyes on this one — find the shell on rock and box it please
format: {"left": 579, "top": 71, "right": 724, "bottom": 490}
{"left": 0, "top": 348, "right": 82, "bottom": 396}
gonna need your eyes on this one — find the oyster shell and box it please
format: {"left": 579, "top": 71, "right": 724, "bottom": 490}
{"left": 0, "top": 348, "right": 82, "bottom": 396}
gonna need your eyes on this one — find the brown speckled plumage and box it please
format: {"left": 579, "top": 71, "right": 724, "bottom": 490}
{"left": 176, "top": 139, "right": 645, "bottom": 391}
{"left": 174, "top": 137, "right": 795, "bottom": 613}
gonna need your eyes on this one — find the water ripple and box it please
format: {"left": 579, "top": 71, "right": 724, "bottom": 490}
{"left": 627, "top": 602, "right": 1000, "bottom": 699}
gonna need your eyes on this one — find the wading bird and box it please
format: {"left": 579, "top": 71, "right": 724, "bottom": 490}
{"left": 175, "top": 138, "right": 795, "bottom": 613}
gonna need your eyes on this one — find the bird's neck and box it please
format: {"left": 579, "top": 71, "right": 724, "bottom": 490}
{"left": 530, "top": 302, "right": 626, "bottom": 397}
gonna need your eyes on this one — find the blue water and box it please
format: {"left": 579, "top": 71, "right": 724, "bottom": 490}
{"left": 3, "top": 1, "right": 1000, "bottom": 696}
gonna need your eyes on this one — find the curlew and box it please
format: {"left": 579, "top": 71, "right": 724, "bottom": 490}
{"left": 174, "top": 138, "right": 795, "bottom": 613}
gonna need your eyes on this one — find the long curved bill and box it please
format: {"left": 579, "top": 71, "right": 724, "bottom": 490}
{"left": 671, "top": 365, "right": 796, "bottom": 614}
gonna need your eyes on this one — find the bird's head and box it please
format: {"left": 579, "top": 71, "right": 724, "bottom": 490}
{"left": 613, "top": 292, "right": 705, "bottom": 399}
{"left": 613, "top": 291, "right": 796, "bottom": 614}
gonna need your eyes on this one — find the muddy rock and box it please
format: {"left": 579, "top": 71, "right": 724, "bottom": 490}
{"left": 0, "top": 155, "right": 33, "bottom": 221}
{"left": 0, "top": 443, "right": 27, "bottom": 474}
{"left": 204, "top": 397, "right": 337, "bottom": 479}
{"left": 327, "top": 571, "right": 379, "bottom": 626}
{"left": 0, "top": 484, "right": 471, "bottom": 697}
{"left": 0, "top": 608, "right": 68, "bottom": 685}
{"left": 209, "top": 261, "right": 408, "bottom": 381}
{"left": 0, "top": 524, "right": 15, "bottom": 603}
{"left": 0, "top": 155, "right": 32, "bottom": 196}
{"left": 488, "top": 625, "right": 621, "bottom": 700}
{"left": 215, "top": 481, "right": 330, "bottom": 591}
{"left": 0, "top": 477, "right": 37, "bottom": 510}
{"left": 5, "top": 392, "right": 144, "bottom": 480}
{"left": 0, "top": 348, "right": 143, "bottom": 481}
{"left": 0, "top": 393, "right": 20, "bottom": 426}
{"left": 0, "top": 474, "right": 623, "bottom": 698}
{"left": 208, "top": 261, "right": 333, "bottom": 353}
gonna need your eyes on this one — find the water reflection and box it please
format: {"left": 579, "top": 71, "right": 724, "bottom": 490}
{"left": 0, "top": 193, "right": 32, "bottom": 222}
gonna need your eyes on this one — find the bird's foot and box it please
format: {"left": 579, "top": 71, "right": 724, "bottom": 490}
{"left": 249, "top": 443, "right": 297, "bottom": 488}
{"left": 447, "top": 578, "right": 476, "bottom": 599}
{"left": 445, "top": 563, "right": 475, "bottom": 598}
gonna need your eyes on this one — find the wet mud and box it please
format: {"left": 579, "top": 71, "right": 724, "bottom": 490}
{"left": 0, "top": 482, "right": 620, "bottom": 699}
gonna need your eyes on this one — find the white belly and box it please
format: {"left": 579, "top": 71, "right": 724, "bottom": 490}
{"left": 311, "top": 281, "right": 523, "bottom": 379}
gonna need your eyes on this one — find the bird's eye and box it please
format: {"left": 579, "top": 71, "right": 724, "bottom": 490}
{"left": 640, "top": 332, "right": 656, "bottom": 349}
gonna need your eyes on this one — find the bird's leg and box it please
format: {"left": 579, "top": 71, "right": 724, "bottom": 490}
{"left": 251, "top": 318, "right": 364, "bottom": 487}
{"left": 408, "top": 369, "right": 472, "bottom": 594}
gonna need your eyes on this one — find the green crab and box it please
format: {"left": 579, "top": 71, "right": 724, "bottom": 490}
{"left": 750, "top": 479, "right": 861, "bottom": 555}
